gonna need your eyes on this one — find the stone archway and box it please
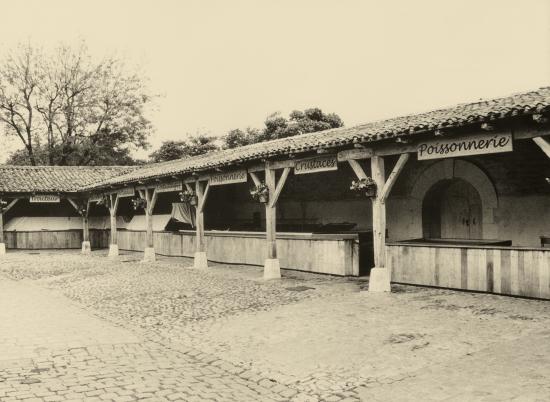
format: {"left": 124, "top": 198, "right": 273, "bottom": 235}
{"left": 410, "top": 159, "right": 498, "bottom": 239}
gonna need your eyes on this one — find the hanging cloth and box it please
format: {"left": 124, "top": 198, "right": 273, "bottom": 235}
{"left": 170, "top": 203, "right": 196, "bottom": 228}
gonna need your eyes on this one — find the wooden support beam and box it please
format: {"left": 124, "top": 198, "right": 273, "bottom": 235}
{"left": 185, "top": 183, "right": 194, "bottom": 192}
{"left": 380, "top": 153, "right": 409, "bottom": 202}
{"left": 371, "top": 156, "right": 386, "bottom": 269}
{"left": 195, "top": 181, "right": 206, "bottom": 254}
{"left": 109, "top": 194, "right": 119, "bottom": 246}
{"left": 198, "top": 181, "right": 210, "bottom": 213}
{"left": 347, "top": 159, "right": 368, "bottom": 180}
{"left": 249, "top": 171, "right": 262, "bottom": 187}
{"left": 67, "top": 198, "right": 81, "bottom": 214}
{"left": 269, "top": 167, "right": 290, "bottom": 208}
{"left": 3, "top": 199, "right": 19, "bottom": 214}
{"left": 533, "top": 136, "right": 550, "bottom": 158}
{"left": 265, "top": 168, "right": 277, "bottom": 261}
{"left": 145, "top": 189, "right": 155, "bottom": 249}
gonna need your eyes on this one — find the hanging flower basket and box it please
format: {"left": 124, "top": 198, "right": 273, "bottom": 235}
{"left": 250, "top": 182, "right": 269, "bottom": 203}
{"left": 350, "top": 177, "right": 377, "bottom": 198}
{"left": 179, "top": 189, "right": 198, "bottom": 206}
{"left": 131, "top": 197, "right": 147, "bottom": 210}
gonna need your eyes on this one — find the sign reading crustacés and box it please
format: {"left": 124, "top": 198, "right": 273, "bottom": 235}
{"left": 210, "top": 169, "right": 247, "bottom": 186}
{"left": 294, "top": 155, "right": 338, "bottom": 175}
{"left": 417, "top": 133, "right": 513, "bottom": 160}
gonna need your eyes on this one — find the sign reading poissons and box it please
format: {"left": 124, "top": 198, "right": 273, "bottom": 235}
{"left": 294, "top": 155, "right": 338, "bottom": 175}
{"left": 417, "top": 133, "right": 513, "bottom": 160}
{"left": 210, "top": 170, "right": 247, "bottom": 186}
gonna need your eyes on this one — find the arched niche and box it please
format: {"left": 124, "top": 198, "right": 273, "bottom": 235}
{"left": 410, "top": 159, "right": 498, "bottom": 239}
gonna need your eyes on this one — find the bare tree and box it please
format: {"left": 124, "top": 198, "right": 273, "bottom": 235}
{"left": 0, "top": 42, "right": 153, "bottom": 166}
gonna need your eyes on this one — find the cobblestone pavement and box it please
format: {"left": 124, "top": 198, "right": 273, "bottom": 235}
{"left": 1, "top": 250, "right": 550, "bottom": 401}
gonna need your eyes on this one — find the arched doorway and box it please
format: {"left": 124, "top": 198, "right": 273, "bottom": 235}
{"left": 422, "top": 178, "right": 483, "bottom": 239}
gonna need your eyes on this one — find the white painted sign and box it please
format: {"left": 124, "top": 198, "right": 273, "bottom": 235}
{"left": 210, "top": 170, "right": 248, "bottom": 186}
{"left": 30, "top": 195, "right": 60, "bottom": 203}
{"left": 156, "top": 181, "right": 182, "bottom": 193}
{"left": 417, "top": 133, "right": 513, "bottom": 160}
{"left": 89, "top": 194, "right": 103, "bottom": 203}
{"left": 294, "top": 155, "right": 338, "bottom": 175}
{"left": 117, "top": 187, "right": 135, "bottom": 198}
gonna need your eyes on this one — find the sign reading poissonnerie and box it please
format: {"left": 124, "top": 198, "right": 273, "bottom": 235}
{"left": 210, "top": 170, "right": 247, "bottom": 186}
{"left": 417, "top": 133, "right": 513, "bottom": 160}
{"left": 30, "top": 195, "right": 60, "bottom": 203}
{"left": 294, "top": 155, "right": 338, "bottom": 175}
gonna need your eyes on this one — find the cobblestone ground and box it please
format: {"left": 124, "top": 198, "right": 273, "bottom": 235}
{"left": 1, "top": 250, "right": 550, "bottom": 401}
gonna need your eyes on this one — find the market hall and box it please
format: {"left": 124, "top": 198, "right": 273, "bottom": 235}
{"left": 1, "top": 87, "right": 549, "bottom": 299}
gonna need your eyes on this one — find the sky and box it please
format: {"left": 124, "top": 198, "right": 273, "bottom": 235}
{"left": 0, "top": 0, "right": 549, "bottom": 161}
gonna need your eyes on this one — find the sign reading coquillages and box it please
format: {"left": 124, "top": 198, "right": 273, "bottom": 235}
{"left": 210, "top": 170, "right": 248, "bottom": 186}
{"left": 30, "top": 195, "right": 60, "bottom": 203}
{"left": 294, "top": 155, "right": 338, "bottom": 175}
{"left": 417, "top": 133, "right": 513, "bottom": 160}
{"left": 117, "top": 187, "right": 135, "bottom": 198}
{"left": 156, "top": 181, "right": 182, "bottom": 193}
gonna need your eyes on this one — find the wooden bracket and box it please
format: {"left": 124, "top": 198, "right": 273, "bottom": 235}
{"left": 380, "top": 154, "right": 409, "bottom": 202}
{"left": 533, "top": 136, "right": 550, "bottom": 158}
{"left": 3, "top": 198, "right": 19, "bottom": 214}
{"left": 269, "top": 167, "right": 291, "bottom": 208}
{"left": 110, "top": 194, "right": 120, "bottom": 216}
{"left": 347, "top": 159, "right": 368, "bottom": 180}
{"left": 249, "top": 171, "right": 262, "bottom": 187}
{"left": 148, "top": 189, "right": 158, "bottom": 215}
{"left": 197, "top": 181, "right": 210, "bottom": 213}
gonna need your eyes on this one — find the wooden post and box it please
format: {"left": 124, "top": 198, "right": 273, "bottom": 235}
{"left": 143, "top": 188, "right": 157, "bottom": 262}
{"left": 0, "top": 198, "right": 18, "bottom": 256}
{"left": 533, "top": 136, "right": 550, "bottom": 158}
{"left": 263, "top": 166, "right": 290, "bottom": 279}
{"left": 0, "top": 208, "right": 4, "bottom": 256}
{"left": 194, "top": 180, "right": 210, "bottom": 268}
{"left": 108, "top": 193, "right": 120, "bottom": 258}
{"left": 82, "top": 200, "right": 91, "bottom": 255}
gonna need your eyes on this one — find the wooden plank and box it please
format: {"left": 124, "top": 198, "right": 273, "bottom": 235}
{"left": 337, "top": 148, "right": 373, "bottom": 161}
{"left": 249, "top": 171, "right": 262, "bottom": 187}
{"left": 3, "top": 199, "right": 19, "bottom": 214}
{"left": 198, "top": 181, "right": 210, "bottom": 213}
{"left": 533, "top": 136, "right": 550, "bottom": 158}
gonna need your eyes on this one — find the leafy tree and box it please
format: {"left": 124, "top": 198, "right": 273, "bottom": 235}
{"left": 0, "top": 42, "right": 152, "bottom": 166}
{"left": 150, "top": 135, "right": 219, "bottom": 162}
{"left": 222, "top": 108, "right": 343, "bottom": 148}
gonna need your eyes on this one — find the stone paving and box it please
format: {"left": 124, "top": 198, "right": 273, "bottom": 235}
{"left": 1, "top": 250, "right": 550, "bottom": 401}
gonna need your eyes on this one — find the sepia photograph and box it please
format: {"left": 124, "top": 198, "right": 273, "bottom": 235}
{"left": 0, "top": 1, "right": 549, "bottom": 401}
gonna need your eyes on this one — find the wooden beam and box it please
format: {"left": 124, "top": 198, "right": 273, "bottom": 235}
{"left": 198, "top": 181, "right": 210, "bottom": 213}
{"left": 338, "top": 148, "right": 373, "bottom": 161}
{"left": 265, "top": 168, "right": 277, "bottom": 260}
{"left": 195, "top": 180, "right": 206, "bottom": 254}
{"left": 249, "top": 171, "right": 262, "bottom": 187}
{"left": 149, "top": 189, "right": 158, "bottom": 214}
{"left": 533, "top": 136, "right": 550, "bottom": 158}
{"left": 380, "top": 154, "right": 409, "bottom": 202}
{"left": 67, "top": 198, "right": 81, "bottom": 214}
{"left": 3, "top": 199, "right": 19, "bottom": 214}
{"left": 371, "top": 156, "right": 386, "bottom": 269}
{"left": 347, "top": 160, "right": 368, "bottom": 180}
{"left": 185, "top": 183, "right": 194, "bottom": 192}
{"left": 269, "top": 167, "right": 290, "bottom": 208}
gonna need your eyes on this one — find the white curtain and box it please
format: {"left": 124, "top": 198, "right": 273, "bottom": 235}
{"left": 170, "top": 203, "right": 195, "bottom": 228}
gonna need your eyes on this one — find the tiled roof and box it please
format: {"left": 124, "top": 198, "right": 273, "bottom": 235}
{"left": 0, "top": 166, "right": 136, "bottom": 193}
{"left": 89, "top": 86, "right": 550, "bottom": 189}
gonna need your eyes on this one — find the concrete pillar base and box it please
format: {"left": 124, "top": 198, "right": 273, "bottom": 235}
{"left": 263, "top": 258, "right": 281, "bottom": 280}
{"left": 81, "top": 241, "right": 91, "bottom": 255}
{"left": 368, "top": 268, "right": 391, "bottom": 292}
{"left": 143, "top": 247, "right": 156, "bottom": 263}
{"left": 0, "top": 243, "right": 5, "bottom": 256}
{"left": 108, "top": 244, "right": 119, "bottom": 258}
{"left": 194, "top": 252, "right": 208, "bottom": 269}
